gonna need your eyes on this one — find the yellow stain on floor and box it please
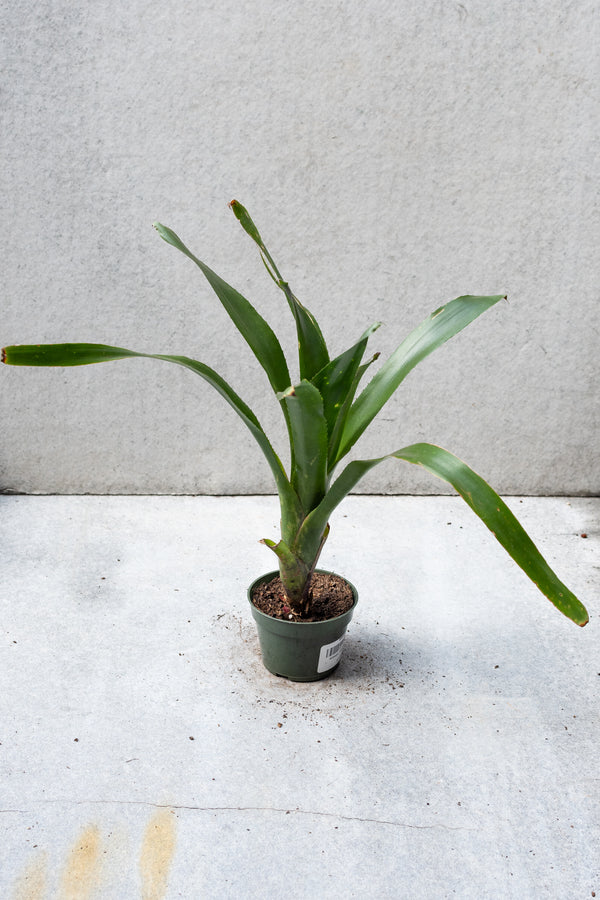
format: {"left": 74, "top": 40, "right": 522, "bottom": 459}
{"left": 11, "top": 851, "right": 47, "bottom": 900}
{"left": 11, "top": 809, "right": 176, "bottom": 899}
{"left": 57, "top": 824, "right": 102, "bottom": 900}
{"left": 139, "top": 808, "right": 177, "bottom": 900}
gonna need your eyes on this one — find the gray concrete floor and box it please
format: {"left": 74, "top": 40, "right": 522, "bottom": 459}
{"left": 1, "top": 495, "right": 598, "bottom": 899}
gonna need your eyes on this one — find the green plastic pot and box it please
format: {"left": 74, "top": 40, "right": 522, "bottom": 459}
{"left": 248, "top": 569, "right": 358, "bottom": 681}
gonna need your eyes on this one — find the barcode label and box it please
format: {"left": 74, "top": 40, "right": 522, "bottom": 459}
{"left": 317, "top": 636, "right": 346, "bottom": 673}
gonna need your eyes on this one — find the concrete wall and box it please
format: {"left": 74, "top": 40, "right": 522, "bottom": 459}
{"left": 1, "top": 1, "right": 598, "bottom": 495}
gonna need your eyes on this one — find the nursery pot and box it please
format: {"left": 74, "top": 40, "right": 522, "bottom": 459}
{"left": 248, "top": 569, "right": 358, "bottom": 682}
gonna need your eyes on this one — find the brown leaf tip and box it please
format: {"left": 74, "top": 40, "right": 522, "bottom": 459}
{"left": 1, "top": 347, "right": 6, "bottom": 364}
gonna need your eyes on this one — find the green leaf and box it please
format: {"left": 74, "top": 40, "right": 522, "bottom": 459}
{"left": 2, "top": 342, "right": 302, "bottom": 537}
{"left": 298, "top": 442, "right": 588, "bottom": 626}
{"left": 229, "top": 199, "right": 264, "bottom": 247}
{"left": 336, "top": 294, "right": 506, "bottom": 463}
{"left": 327, "top": 349, "right": 380, "bottom": 469}
{"left": 285, "top": 284, "right": 330, "bottom": 381}
{"left": 153, "top": 222, "right": 291, "bottom": 394}
{"left": 229, "top": 200, "right": 329, "bottom": 380}
{"left": 311, "top": 322, "right": 380, "bottom": 451}
{"left": 278, "top": 380, "right": 328, "bottom": 513}
{"left": 3, "top": 343, "right": 139, "bottom": 366}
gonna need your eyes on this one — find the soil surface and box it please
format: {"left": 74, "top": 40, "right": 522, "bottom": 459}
{"left": 251, "top": 572, "right": 355, "bottom": 622}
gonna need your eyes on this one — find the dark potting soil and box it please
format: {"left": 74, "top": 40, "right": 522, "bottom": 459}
{"left": 251, "top": 572, "right": 355, "bottom": 622}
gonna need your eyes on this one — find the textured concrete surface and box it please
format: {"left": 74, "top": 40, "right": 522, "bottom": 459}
{"left": 1, "top": 1, "right": 598, "bottom": 495}
{"left": 1, "top": 495, "right": 598, "bottom": 898}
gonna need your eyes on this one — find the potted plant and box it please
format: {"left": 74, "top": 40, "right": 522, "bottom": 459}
{"left": 2, "top": 201, "right": 589, "bottom": 681}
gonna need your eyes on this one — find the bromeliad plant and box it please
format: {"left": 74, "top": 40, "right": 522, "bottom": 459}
{"left": 2, "top": 201, "right": 589, "bottom": 626}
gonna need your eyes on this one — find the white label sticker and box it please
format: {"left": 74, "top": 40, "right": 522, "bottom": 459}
{"left": 317, "top": 635, "right": 346, "bottom": 673}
